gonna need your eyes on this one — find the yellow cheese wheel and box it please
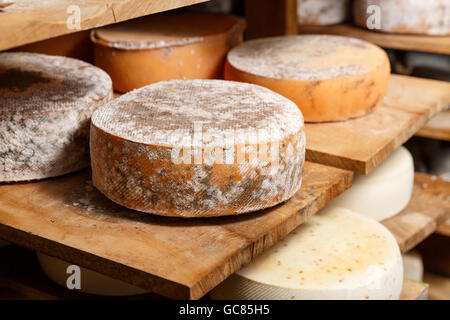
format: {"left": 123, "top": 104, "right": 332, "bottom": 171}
{"left": 225, "top": 35, "right": 390, "bottom": 122}
{"left": 92, "top": 13, "right": 245, "bottom": 93}
{"left": 90, "top": 80, "right": 305, "bottom": 218}
{"left": 0, "top": 52, "right": 112, "bottom": 182}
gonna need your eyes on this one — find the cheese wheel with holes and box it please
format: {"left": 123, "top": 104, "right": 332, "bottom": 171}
{"left": 92, "top": 13, "right": 245, "bottom": 93}
{"left": 37, "top": 253, "right": 149, "bottom": 296}
{"left": 90, "top": 80, "right": 305, "bottom": 218}
{"left": 328, "top": 147, "right": 414, "bottom": 221}
{"left": 354, "top": 0, "right": 450, "bottom": 35}
{"left": 0, "top": 52, "right": 112, "bottom": 182}
{"left": 298, "top": 0, "right": 350, "bottom": 26}
{"left": 225, "top": 35, "right": 390, "bottom": 122}
{"left": 210, "top": 207, "right": 403, "bottom": 300}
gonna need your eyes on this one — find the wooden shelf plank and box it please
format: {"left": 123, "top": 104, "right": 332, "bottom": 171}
{"left": 423, "top": 273, "right": 450, "bottom": 300}
{"left": 0, "top": 162, "right": 352, "bottom": 300}
{"left": 298, "top": 24, "right": 450, "bottom": 55}
{"left": 416, "top": 110, "right": 450, "bottom": 142}
{"left": 0, "top": 0, "right": 208, "bottom": 51}
{"left": 382, "top": 173, "right": 450, "bottom": 253}
{"left": 305, "top": 75, "right": 450, "bottom": 174}
{"left": 400, "top": 279, "right": 429, "bottom": 300}
{"left": 437, "top": 218, "right": 450, "bottom": 237}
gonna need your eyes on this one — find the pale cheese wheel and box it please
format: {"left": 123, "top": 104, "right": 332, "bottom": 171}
{"left": 298, "top": 0, "right": 350, "bottom": 26}
{"left": 37, "top": 253, "right": 149, "bottom": 296}
{"left": 90, "top": 79, "right": 306, "bottom": 218}
{"left": 0, "top": 52, "right": 113, "bottom": 182}
{"left": 92, "top": 13, "right": 245, "bottom": 93}
{"left": 225, "top": 35, "right": 390, "bottom": 122}
{"left": 210, "top": 207, "right": 403, "bottom": 300}
{"left": 354, "top": 0, "right": 450, "bottom": 35}
{"left": 328, "top": 147, "right": 414, "bottom": 221}
{"left": 402, "top": 251, "right": 424, "bottom": 282}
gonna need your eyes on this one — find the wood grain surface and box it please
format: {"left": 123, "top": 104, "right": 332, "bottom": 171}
{"left": 0, "top": 162, "right": 352, "bottom": 300}
{"left": 416, "top": 110, "right": 450, "bottom": 142}
{"left": 400, "top": 279, "right": 429, "bottom": 300}
{"left": 305, "top": 75, "right": 450, "bottom": 174}
{"left": 423, "top": 273, "right": 450, "bottom": 300}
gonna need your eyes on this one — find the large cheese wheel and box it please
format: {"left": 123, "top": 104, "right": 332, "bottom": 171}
{"left": 328, "top": 147, "right": 414, "bottom": 221}
{"left": 90, "top": 80, "right": 305, "bottom": 218}
{"left": 225, "top": 35, "right": 390, "bottom": 122}
{"left": 92, "top": 13, "right": 245, "bottom": 93}
{"left": 210, "top": 207, "right": 403, "bottom": 300}
{"left": 37, "top": 253, "right": 149, "bottom": 296}
{"left": 354, "top": 0, "right": 450, "bottom": 36}
{"left": 0, "top": 52, "right": 112, "bottom": 182}
{"left": 298, "top": 0, "right": 350, "bottom": 26}
{"left": 402, "top": 251, "right": 424, "bottom": 282}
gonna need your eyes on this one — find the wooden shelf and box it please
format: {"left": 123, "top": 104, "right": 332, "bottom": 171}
{"left": 381, "top": 173, "right": 450, "bottom": 253}
{"left": 305, "top": 75, "right": 450, "bottom": 174}
{"left": 423, "top": 273, "right": 450, "bottom": 300}
{"left": 0, "top": 162, "right": 352, "bottom": 300}
{"left": 298, "top": 24, "right": 450, "bottom": 55}
{"left": 416, "top": 110, "right": 450, "bottom": 142}
{"left": 400, "top": 279, "right": 429, "bottom": 300}
{"left": 437, "top": 218, "right": 450, "bottom": 237}
{"left": 0, "top": 0, "right": 208, "bottom": 51}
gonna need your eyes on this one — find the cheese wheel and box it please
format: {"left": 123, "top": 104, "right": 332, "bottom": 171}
{"left": 37, "top": 253, "right": 149, "bottom": 296}
{"left": 328, "top": 147, "right": 414, "bottom": 221}
{"left": 90, "top": 79, "right": 305, "bottom": 218}
{"left": 402, "top": 251, "right": 424, "bottom": 282}
{"left": 210, "top": 207, "right": 403, "bottom": 300}
{"left": 0, "top": 52, "right": 112, "bottom": 182}
{"left": 92, "top": 13, "right": 245, "bottom": 93}
{"left": 298, "top": 0, "right": 350, "bottom": 26}
{"left": 354, "top": 0, "right": 450, "bottom": 35}
{"left": 225, "top": 35, "right": 390, "bottom": 122}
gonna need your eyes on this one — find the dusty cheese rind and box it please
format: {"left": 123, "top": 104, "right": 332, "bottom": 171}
{"left": 210, "top": 207, "right": 403, "bottom": 300}
{"left": 354, "top": 0, "right": 450, "bottom": 35}
{"left": 298, "top": 0, "right": 350, "bottom": 26}
{"left": 37, "top": 253, "right": 150, "bottom": 296}
{"left": 92, "top": 13, "right": 246, "bottom": 93}
{"left": 0, "top": 52, "right": 113, "bottom": 182}
{"left": 90, "top": 79, "right": 305, "bottom": 218}
{"left": 225, "top": 35, "right": 390, "bottom": 122}
{"left": 328, "top": 147, "right": 414, "bottom": 221}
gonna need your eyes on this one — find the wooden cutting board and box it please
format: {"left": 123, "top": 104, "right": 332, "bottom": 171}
{"left": 305, "top": 75, "right": 450, "bottom": 174}
{"left": 0, "top": 162, "right": 352, "bottom": 300}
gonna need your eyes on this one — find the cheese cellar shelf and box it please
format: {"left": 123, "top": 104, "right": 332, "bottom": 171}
{"left": 0, "top": 0, "right": 208, "bottom": 51}
{"left": 416, "top": 110, "right": 450, "bottom": 142}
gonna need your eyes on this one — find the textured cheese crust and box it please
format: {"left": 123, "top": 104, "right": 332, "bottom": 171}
{"left": 354, "top": 0, "right": 450, "bottom": 35}
{"left": 328, "top": 147, "right": 414, "bottom": 221}
{"left": 90, "top": 80, "right": 305, "bottom": 218}
{"left": 210, "top": 207, "right": 403, "bottom": 300}
{"left": 402, "top": 251, "right": 424, "bottom": 282}
{"left": 0, "top": 52, "right": 113, "bottom": 182}
{"left": 37, "top": 253, "right": 149, "bottom": 296}
{"left": 298, "top": 0, "right": 350, "bottom": 26}
{"left": 92, "top": 13, "right": 245, "bottom": 93}
{"left": 225, "top": 35, "right": 390, "bottom": 122}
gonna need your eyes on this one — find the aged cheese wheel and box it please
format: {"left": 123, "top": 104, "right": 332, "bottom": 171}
{"left": 210, "top": 207, "right": 403, "bottom": 300}
{"left": 225, "top": 35, "right": 390, "bottom": 122}
{"left": 328, "top": 147, "right": 414, "bottom": 221}
{"left": 37, "top": 253, "right": 149, "bottom": 296}
{"left": 90, "top": 79, "right": 305, "bottom": 218}
{"left": 92, "top": 13, "right": 245, "bottom": 93}
{"left": 0, "top": 52, "right": 113, "bottom": 182}
{"left": 402, "top": 251, "right": 424, "bottom": 282}
{"left": 354, "top": 0, "right": 450, "bottom": 35}
{"left": 298, "top": 0, "right": 350, "bottom": 26}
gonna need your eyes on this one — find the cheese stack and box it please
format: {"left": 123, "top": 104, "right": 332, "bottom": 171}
{"left": 298, "top": 0, "right": 350, "bottom": 26}
{"left": 210, "top": 207, "right": 404, "bottom": 300}
{"left": 354, "top": 0, "right": 450, "bottom": 35}
{"left": 37, "top": 253, "right": 149, "bottom": 296}
{"left": 90, "top": 80, "right": 306, "bottom": 218}
{"left": 0, "top": 52, "right": 112, "bottom": 182}
{"left": 92, "top": 13, "right": 245, "bottom": 93}
{"left": 225, "top": 35, "right": 390, "bottom": 122}
{"left": 328, "top": 147, "right": 414, "bottom": 221}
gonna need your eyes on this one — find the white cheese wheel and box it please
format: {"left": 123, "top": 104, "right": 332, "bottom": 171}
{"left": 354, "top": 0, "right": 450, "bottom": 35}
{"left": 210, "top": 207, "right": 403, "bottom": 300}
{"left": 0, "top": 52, "right": 113, "bottom": 182}
{"left": 402, "top": 251, "right": 424, "bottom": 282}
{"left": 225, "top": 35, "right": 390, "bottom": 122}
{"left": 37, "top": 253, "right": 149, "bottom": 296}
{"left": 298, "top": 0, "right": 350, "bottom": 26}
{"left": 90, "top": 79, "right": 306, "bottom": 218}
{"left": 328, "top": 147, "right": 414, "bottom": 221}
